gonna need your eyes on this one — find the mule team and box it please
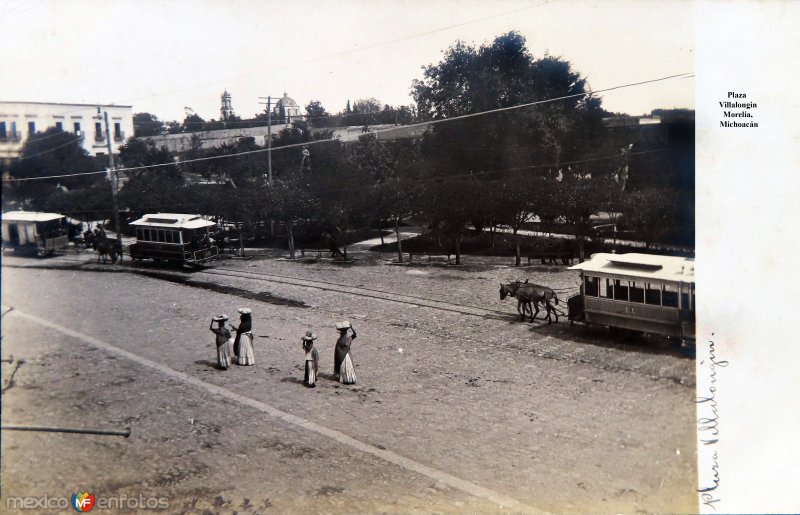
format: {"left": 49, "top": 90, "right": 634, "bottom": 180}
{"left": 500, "top": 280, "right": 560, "bottom": 323}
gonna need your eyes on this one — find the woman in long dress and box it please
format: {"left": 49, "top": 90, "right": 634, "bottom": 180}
{"left": 334, "top": 321, "right": 357, "bottom": 384}
{"left": 232, "top": 308, "right": 252, "bottom": 359}
{"left": 210, "top": 315, "right": 232, "bottom": 369}
{"left": 302, "top": 331, "right": 319, "bottom": 387}
{"left": 232, "top": 308, "right": 255, "bottom": 365}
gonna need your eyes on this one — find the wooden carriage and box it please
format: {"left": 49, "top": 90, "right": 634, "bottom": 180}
{"left": 567, "top": 253, "right": 695, "bottom": 340}
{"left": 128, "top": 213, "right": 219, "bottom": 265}
{"left": 1, "top": 211, "right": 69, "bottom": 256}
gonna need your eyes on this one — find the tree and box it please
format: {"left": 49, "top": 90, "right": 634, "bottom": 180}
{"left": 6, "top": 128, "right": 102, "bottom": 210}
{"left": 305, "top": 100, "right": 330, "bottom": 123}
{"left": 374, "top": 178, "right": 420, "bottom": 262}
{"left": 117, "top": 139, "right": 182, "bottom": 215}
{"left": 413, "top": 32, "right": 604, "bottom": 181}
{"left": 268, "top": 177, "right": 318, "bottom": 259}
{"left": 555, "top": 172, "right": 619, "bottom": 261}
{"left": 182, "top": 113, "right": 206, "bottom": 133}
{"left": 622, "top": 187, "right": 682, "bottom": 249}
{"left": 132, "top": 112, "right": 165, "bottom": 137}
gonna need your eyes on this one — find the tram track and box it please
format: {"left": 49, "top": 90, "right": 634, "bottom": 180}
{"left": 201, "top": 267, "right": 514, "bottom": 320}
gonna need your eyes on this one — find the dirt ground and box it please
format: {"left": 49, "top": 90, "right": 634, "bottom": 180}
{"left": 1, "top": 245, "right": 697, "bottom": 514}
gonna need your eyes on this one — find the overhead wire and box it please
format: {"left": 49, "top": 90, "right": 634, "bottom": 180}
{"left": 3, "top": 73, "right": 690, "bottom": 183}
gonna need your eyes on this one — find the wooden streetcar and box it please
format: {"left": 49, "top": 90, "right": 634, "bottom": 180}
{"left": 1, "top": 211, "right": 69, "bottom": 256}
{"left": 567, "top": 253, "right": 695, "bottom": 342}
{"left": 128, "top": 213, "right": 219, "bottom": 266}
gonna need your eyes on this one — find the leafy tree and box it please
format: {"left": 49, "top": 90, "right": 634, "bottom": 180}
{"left": 268, "top": 177, "right": 318, "bottom": 258}
{"left": 305, "top": 100, "right": 330, "bottom": 125}
{"left": 622, "top": 187, "right": 682, "bottom": 249}
{"left": 165, "top": 120, "right": 182, "bottom": 134}
{"left": 132, "top": 112, "right": 165, "bottom": 137}
{"left": 413, "top": 32, "right": 604, "bottom": 180}
{"left": 374, "top": 178, "right": 421, "bottom": 262}
{"left": 182, "top": 113, "right": 206, "bottom": 133}
{"left": 6, "top": 128, "right": 102, "bottom": 210}
{"left": 555, "top": 172, "right": 619, "bottom": 261}
{"left": 117, "top": 139, "right": 183, "bottom": 215}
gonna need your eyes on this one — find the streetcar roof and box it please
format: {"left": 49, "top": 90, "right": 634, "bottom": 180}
{"left": 2, "top": 211, "right": 64, "bottom": 223}
{"left": 569, "top": 253, "right": 694, "bottom": 282}
{"left": 129, "top": 213, "right": 216, "bottom": 229}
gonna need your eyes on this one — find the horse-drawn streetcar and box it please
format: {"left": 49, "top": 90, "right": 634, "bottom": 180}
{"left": 1, "top": 211, "right": 69, "bottom": 256}
{"left": 129, "top": 213, "right": 219, "bottom": 265}
{"left": 567, "top": 253, "right": 695, "bottom": 341}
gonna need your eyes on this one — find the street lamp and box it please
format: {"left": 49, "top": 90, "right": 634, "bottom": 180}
{"left": 299, "top": 147, "right": 310, "bottom": 174}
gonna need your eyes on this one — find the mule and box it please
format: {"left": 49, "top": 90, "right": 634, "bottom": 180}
{"left": 500, "top": 281, "right": 560, "bottom": 324}
{"left": 94, "top": 237, "right": 121, "bottom": 264}
{"left": 500, "top": 282, "right": 534, "bottom": 321}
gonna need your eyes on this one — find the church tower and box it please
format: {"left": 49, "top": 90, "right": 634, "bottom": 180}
{"left": 220, "top": 89, "right": 234, "bottom": 120}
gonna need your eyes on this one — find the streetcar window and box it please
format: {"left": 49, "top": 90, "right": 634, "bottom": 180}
{"left": 142, "top": 228, "right": 150, "bottom": 241}
{"left": 136, "top": 228, "right": 142, "bottom": 240}
{"left": 662, "top": 284, "right": 679, "bottom": 308}
{"left": 681, "top": 289, "right": 691, "bottom": 311}
{"left": 157, "top": 230, "right": 165, "bottom": 242}
{"left": 613, "top": 279, "right": 629, "bottom": 302}
{"left": 599, "top": 278, "right": 608, "bottom": 298}
{"left": 630, "top": 282, "right": 644, "bottom": 303}
{"left": 165, "top": 231, "right": 173, "bottom": 244}
{"left": 645, "top": 284, "right": 662, "bottom": 306}
{"left": 584, "top": 276, "right": 599, "bottom": 296}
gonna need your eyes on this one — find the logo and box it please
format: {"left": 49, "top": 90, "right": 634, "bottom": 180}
{"left": 71, "top": 491, "right": 95, "bottom": 512}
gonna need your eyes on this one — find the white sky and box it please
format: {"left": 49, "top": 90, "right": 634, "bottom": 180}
{"left": 2, "top": 0, "right": 694, "bottom": 122}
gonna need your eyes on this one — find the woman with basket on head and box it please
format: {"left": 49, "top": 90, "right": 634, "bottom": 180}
{"left": 232, "top": 307, "right": 255, "bottom": 365}
{"left": 333, "top": 321, "right": 357, "bottom": 384}
{"left": 301, "top": 331, "right": 319, "bottom": 388}
{"left": 210, "top": 315, "right": 233, "bottom": 370}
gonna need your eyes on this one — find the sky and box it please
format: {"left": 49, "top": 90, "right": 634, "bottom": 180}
{"left": 1, "top": 0, "right": 694, "bottom": 123}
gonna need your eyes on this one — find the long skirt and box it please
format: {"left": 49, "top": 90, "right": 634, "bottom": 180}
{"left": 237, "top": 333, "right": 255, "bottom": 366}
{"left": 217, "top": 339, "right": 233, "bottom": 369}
{"left": 339, "top": 353, "right": 356, "bottom": 384}
{"left": 304, "top": 360, "right": 317, "bottom": 387}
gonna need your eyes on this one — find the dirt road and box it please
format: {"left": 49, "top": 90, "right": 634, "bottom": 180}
{"left": 1, "top": 249, "right": 697, "bottom": 514}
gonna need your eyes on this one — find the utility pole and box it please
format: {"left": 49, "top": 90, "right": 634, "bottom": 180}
{"left": 258, "top": 95, "right": 280, "bottom": 186}
{"left": 99, "top": 107, "right": 122, "bottom": 250}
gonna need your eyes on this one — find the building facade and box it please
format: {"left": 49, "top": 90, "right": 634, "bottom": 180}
{"left": 0, "top": 101, "right": 134, "bottom": 160}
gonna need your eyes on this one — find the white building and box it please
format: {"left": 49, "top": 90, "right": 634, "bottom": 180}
{"left": 0, "top": 101, "right": 134, "bottom": 160}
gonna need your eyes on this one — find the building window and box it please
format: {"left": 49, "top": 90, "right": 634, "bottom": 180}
{"left": 74, "top": 122, "right": 81, "bottom": 133}
{"left": 0, "top": 122, "right": 6, "bottom": 139}
{"left": 55, "top": 121, "right": 63, "bottom": 131}
{"left": 114, "top": 122, "right": 123, "bottom": 141}
{"left": 28, "top": 121, "right": 36, "bottom": 134}
{"left": 95, "top": 122, "right": 104, "bottom": 141}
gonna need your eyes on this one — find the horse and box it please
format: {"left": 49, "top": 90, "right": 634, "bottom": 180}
{"left": 500, "top": 282, "right": 534, "bottom": 321}
{"left": 94, "top": 237, "right": 121, "bottom": 264}
{"left": 500, "top": 281, "right": 560, "bottom": 324}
